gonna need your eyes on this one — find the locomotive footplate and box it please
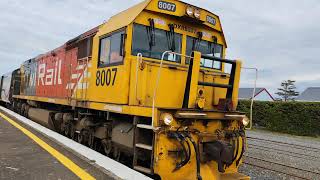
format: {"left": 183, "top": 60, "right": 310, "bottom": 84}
{"left": 173, "top": 109, "right": 246, "bottom": 120}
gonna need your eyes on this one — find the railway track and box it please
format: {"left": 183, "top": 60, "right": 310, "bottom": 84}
{"left": 244, "top": 136, "right": 320, "bottom": 179}
{"left": 247, "top": 136, "right": 320, "bottom": 152}
{"left": 247, "top": 144, "right": 320, "bottom": 161}
{"left": 244, "top": 156, "right": 320, "bottom": 180}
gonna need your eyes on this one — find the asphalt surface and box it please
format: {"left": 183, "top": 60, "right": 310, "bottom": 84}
{"left": 0, "top": 114, "right": 115, "bottom": 180}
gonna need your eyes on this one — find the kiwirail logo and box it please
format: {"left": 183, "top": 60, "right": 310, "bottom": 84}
{"left": 38, "top": 59, "right": 62, "bottom": 86}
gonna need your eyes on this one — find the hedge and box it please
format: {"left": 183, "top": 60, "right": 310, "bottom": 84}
{"left": 237, "top": 100, "right": 320, "bottom": 137}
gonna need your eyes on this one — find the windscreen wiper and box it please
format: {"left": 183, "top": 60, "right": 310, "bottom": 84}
{"left": 146, "top": 18, "right": 156, "bottom": 49}
{"left": 166, "top": 24, "right": 176, "bottom": 52}
{"left": 192, "top": 32, "right": 203, "bottom": 51}
{"left": 211, "top": 36, "right": 218, "bottom": 55}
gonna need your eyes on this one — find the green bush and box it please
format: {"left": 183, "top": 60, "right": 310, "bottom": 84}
{"left": 237, "top": 100, "right": 320, "bottom": 136}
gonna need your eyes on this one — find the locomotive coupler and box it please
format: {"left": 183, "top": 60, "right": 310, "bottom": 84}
{"left": 199, "top": 130, "right": 246, "bottom": 173}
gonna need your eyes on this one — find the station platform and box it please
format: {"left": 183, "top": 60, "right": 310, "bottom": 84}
{"left": 0, "top": 107, "right": 151, "bottom": 180}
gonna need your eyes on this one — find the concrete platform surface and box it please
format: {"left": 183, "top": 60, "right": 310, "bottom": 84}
{"left": 0, "top": 113, "right": 114, "bottom": 180}
{"left": 0, "top": 107, "right": 151, "bottom": 180}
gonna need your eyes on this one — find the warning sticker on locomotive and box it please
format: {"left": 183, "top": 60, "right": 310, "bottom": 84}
{"left": 154, "top": 18, "right": 166, "bottom": 26}
{"left": 158, "top": 1, "right": 176, "bottom": 12}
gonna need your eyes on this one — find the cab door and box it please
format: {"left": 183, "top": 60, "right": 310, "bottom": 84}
{"left": 87, "top": 28, "right": 130, "bottom": 105}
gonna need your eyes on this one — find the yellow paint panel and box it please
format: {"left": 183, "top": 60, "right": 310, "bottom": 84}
{"left": 144, "top": 63, "right": 187, "bottom": 108}
{"left": 86, "top": 63, "right": 131, "bottom": 104}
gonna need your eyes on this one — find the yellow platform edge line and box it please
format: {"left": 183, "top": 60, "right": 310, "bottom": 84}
{"left": 0, "top": 112, "right": 96, "bottom": 180}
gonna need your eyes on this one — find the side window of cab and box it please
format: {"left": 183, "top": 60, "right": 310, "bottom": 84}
{"left": 98, "top": 30, "right": 126, "bottom": 67}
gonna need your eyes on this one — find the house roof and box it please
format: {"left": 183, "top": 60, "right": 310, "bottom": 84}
{"left": 239, "top": 88, "right": 264, "bottom": 99}
{"left": 297, "top": 87, "right": 320, "bottom": 102}
{"left": 239, "top": 88, "right": 274, "bottom": 100}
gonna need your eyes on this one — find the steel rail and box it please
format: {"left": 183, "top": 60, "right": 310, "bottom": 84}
{"left": 243, "top": 161, "right": 310, "bottom": 180}
{"left": 247, "top": 136, "right": 320, "bottom": 152}
{"left": 245, "top": 155, "right": 320, "bottom": 176}
{"left": 247, "top": 144, "right": 320, "bottom": 160}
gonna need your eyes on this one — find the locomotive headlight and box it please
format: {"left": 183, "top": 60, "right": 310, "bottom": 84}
{"left": 162, "top": 113, "right": 174, "bottom": 126}
{"left": 242, "top": 116, "right": 250, "bottom": 127}
{"left": 186, "top": 6, "right": 194, "bottom": 16}
{"left": 194, "top": 9, "right": 201, "bottom": 19}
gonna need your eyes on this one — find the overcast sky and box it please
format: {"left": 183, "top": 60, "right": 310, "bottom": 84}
{"left": 0, "top": 0, "right": 319, "bottom": 95}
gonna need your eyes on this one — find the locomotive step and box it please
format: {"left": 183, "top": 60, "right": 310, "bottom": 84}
{"left": 134, "top": 166, "right": 152, "bottom": 174}
{"left": 137, "top": 124, "right": 153, "bottom": 130}
{"left": 136, "top": 143, "right": 153, "bottom": 150}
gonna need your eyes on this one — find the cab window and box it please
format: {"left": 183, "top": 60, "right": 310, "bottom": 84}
{"left": 99, "top": 30, "right": 125, "bottom": 67}
{"left": 186, "top": 36, "right": 223, "bottom": 70}
{"left": 132, "top": 24, "right": 182, "bottom": 63}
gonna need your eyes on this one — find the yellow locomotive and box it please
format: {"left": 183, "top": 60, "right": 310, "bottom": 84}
{"left": 7, "top": 0, "right": 250, "bottom": 179}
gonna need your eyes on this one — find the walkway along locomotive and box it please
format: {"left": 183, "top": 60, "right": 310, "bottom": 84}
{"left": 0, "top": 0, "right": 250, "bottom": 179}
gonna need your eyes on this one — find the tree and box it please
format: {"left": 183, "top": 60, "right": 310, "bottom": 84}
{"left": 275, "top": 80, "right": 299, "bottom": 101}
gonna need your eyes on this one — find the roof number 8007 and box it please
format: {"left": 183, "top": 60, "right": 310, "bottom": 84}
{"left": 158, "top": 1, "right": 176, "bottom": 12}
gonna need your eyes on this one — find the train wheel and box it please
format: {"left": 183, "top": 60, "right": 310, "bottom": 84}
{"left": 78, "top": 130, "right": 88, "bottom": 145}
{"left": 24, "top": 105, "right": 29, "bottom": 118}
{"left": 11, "top": 102, "right": 15, "bottom": 111}
{"left": 70, "top": 124, "right": 76, "bottom": 140}
{"left": 77, "top": 132, "right": 84, "bottom": 144}
{"left": 95, "top": 140, "right": 103, "bottom": 153}
{"left": 21, "top": 104, "right": 26, "bottom": 116}
{"left": 17, "top": 102, "right": 22, "bottom": 114}
{"left": 64, "top": 123, "right": 70, "bottom": 137}
{"left": 88, "top": 130, "right": 95, "bottom": 149}
{"left": 12, "top": 101, "right": 17, "bottom": 111}
{"left": 102, "top": 139, "right": 112, "bottom": 156}
{"left": 113, "top": 147, "right": 121, "bottom": 161}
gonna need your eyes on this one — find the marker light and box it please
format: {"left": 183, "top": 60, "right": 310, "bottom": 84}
{"left": 162, "top": 113, "right": 174, "bottom": 126}
{"left": 194, "top": 9, "right": 201, "bottom": 19}
{"left": 186, "top": 6, "right": 194, "bottom": 16}
{"left": 225, "top": 114, "right": 250, "bottom": 126}
{"left": 242, "top": 116, "right": 250, "bottom": 127}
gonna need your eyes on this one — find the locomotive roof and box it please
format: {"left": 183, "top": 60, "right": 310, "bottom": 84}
{"left": 97, "top": 0, "right": 151, "bottom": 36}
{"left": 98, "top": 0, "right": 227, "bottom": 46}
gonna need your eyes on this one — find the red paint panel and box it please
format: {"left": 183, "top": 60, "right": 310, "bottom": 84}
{"left": 34, "top": 46, "right": 80, "bottom": 99}
{"left": 23, "top": 26, "right": 98, "bottom": 100}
